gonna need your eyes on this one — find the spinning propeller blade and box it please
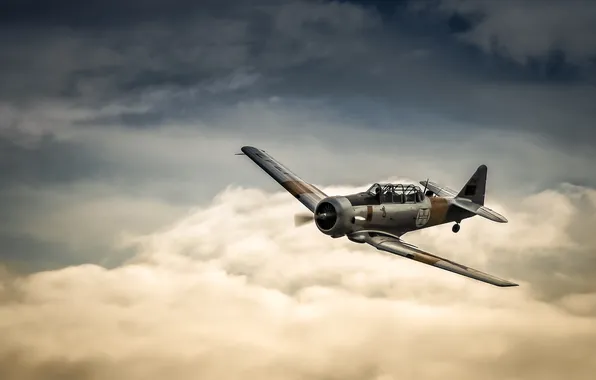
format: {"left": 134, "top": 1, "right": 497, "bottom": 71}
{"left": 294, "top": 213, "right": 314, "bottom": 226}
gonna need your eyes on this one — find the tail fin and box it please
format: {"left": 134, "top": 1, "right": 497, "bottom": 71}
{"left": 458, "top": 165, "right": 487, "bottom": 206}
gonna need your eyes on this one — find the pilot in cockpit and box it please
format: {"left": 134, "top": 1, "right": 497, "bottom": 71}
{"left": 374, "top": 185, "right": 381, "bottom": 202}
{"left": 368, "top": 184, "right": 382, "bottom": 202}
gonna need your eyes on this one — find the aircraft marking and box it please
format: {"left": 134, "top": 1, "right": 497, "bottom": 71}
{"left": 366, "top": 206, "right": 373, "bottom": 222}
{"left": 415, "top": 208, "right": 431, "bottom": 228}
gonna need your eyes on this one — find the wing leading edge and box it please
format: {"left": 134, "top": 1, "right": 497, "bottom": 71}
{"left": 364, "top": 234, "right": 518, "bottom": 287}
{"left": 241, "top": 146, "right": 327, "bottom": 212}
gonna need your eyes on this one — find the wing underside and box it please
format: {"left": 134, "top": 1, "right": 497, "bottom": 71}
{"left": 364, "top": 233, "right": 518, "bottom": 287}
{"left": 241, "top": 146, "right": 327, "bottom": 212}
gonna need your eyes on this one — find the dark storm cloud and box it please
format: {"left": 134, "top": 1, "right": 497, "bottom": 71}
{"left": 0, "top": 0, "right": 594, "bottom": 183}
{"left": 0, "top": 0, "right": 249, "bottom": 28}
{"left": 416, "top": 0, "right": 596, "bottom": 65}
{"left": 0, "top": 232, "right": 94, "bottom": 273}
{"left": 73, "top": 110, "right": 167, "bottom": 128}
{"left": 0, "top": 131, "right": 105, "bottom": 188}
{"left": 1, "top": 0, "right": 594, "bottom": 148}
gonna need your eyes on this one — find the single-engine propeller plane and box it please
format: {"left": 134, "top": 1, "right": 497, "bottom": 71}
{"left": 239, "top": 146, "right": 518, "bottom": 287}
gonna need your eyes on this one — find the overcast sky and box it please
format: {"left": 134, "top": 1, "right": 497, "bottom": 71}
{"left": 1, "top": 0, "right": 596, "bottom": 379}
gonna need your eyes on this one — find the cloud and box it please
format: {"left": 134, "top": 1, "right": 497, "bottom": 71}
{"left": 1, "top": 4, "right": 594, "bottom": 375}
{"left": 429, "top": 0, "right": 596, "bottom": 64}
{"left": 1, "top": 182, "right": 596, "bottom": 379}
{"left": 2, "top": 0, "right": 595, "bottom": 148}
{"left": 2, "top": 98, "right": 595, "bottom": 273}
{"left": 1, "top": 0, "right": 595, "bottom": 285}
{"left": 0, "top": 130, "right": 103, "bottom": 189}
{"left": 0, "top": 181, "right": 187, "bottom": 272}
{"left": 0, "top": 0, "right": 382, "bottom": 104}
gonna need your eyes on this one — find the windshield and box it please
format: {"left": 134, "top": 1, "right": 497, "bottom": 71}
{"left": 366, "top": 183, "right": 382, "bottom": 196}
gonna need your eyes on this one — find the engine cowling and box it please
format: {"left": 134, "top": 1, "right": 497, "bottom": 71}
{"left": 314, "top": 196, "right": 355, "bottom": 238}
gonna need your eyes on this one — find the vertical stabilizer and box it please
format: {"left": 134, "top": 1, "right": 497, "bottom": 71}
{"left": 458, "top": 165, "right": 487, "bottom": 205}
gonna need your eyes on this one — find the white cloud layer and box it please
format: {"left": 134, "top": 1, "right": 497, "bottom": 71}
{"left": 1, "top": 182, "right": 595, "bottom": 379}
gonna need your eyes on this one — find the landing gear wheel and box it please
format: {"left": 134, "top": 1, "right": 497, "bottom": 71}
{"left": 452, "top": 223, "right": 460, "bottom": 233}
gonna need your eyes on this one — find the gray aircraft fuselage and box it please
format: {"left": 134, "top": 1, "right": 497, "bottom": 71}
{"left": 313, "top": 183, "right": 474, "bottom": 241}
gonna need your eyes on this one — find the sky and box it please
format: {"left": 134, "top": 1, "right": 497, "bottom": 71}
{"left": 1, "top": 0, "right": 596, "bottom": 378}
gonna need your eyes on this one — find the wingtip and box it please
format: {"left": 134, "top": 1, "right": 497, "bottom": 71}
{"left": 496, "top": 213, "right": 509, "bottom": 223}
{"left": 477, "top": 206, "right": 508, "bottom": 223}
{"left": 497, "top": 281, "right": 519, "bottom": 287}
{"left": 493, "top": 214, "right": 508, "bottom": 223}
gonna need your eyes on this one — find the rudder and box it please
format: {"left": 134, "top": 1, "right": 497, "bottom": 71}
{"left": 458, "top": 165, "right": 487, "bottom": 205}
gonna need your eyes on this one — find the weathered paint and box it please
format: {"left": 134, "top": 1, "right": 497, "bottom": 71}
{"left": 241, "top": 146, "right": 326, "bottom": 212}
{"left": 346, "top": 193, "right": 380, "bottom": 206}
{"left": 281, "top": 180, "right": 319, "bottom": 197}
{"left": 427, "top": 197, "right": 450, "bottom": 226}
{"left": 412, "top": 252, "right": 441, "bottom": 265}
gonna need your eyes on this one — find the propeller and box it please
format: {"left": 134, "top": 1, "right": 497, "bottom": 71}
{"left": 294, "top": 202, "right": 338, "bottom": 228}
{"left": 423, "top": 177, "right": 434, "bottom": 197}
{"left": 422, "top": 178, "right": 429, "bottom": 193}
{"left": 294, "top": 213, "right": 314, "bottom": 226}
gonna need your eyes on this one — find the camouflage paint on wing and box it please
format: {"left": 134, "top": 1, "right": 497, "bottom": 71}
{"left": 241, "top": 146, "right": 327, "bottom": 212}
{"left": 365, "top": 234, "right": 518, "bottom": 287}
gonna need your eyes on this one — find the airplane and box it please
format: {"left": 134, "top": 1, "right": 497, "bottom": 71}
{"left": 238, "top": 145, "right": 518, "bottom": 287}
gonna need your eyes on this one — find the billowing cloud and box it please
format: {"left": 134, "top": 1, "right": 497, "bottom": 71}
{"left": 1, "top": 183, "right": 595, "bottom": 379}
{"left": 1, "top": 2, "right": 595, "bottom": 375}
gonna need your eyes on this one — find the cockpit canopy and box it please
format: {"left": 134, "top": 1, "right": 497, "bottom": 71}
{"left": 366, "top": 183, "right": 425, "bottom": 204}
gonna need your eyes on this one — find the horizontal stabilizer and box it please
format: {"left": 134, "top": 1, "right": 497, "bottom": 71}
{"left": 452, "top": 198, "right": 508, "bottom": 223}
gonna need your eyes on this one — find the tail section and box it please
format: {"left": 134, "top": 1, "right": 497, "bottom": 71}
{"left": 457, "top": 165, "right": 487, "bottom": 206}
{"left": 420, "top": 164, "right": 507, "bottom": 223}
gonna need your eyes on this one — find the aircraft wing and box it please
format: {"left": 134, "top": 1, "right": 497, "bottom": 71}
{"left": 240, "top": 146, "right": 327, "bottom": 212}
{"left": 364, "top": 233, "right": 518, "bottom": 287}
{"left": 420, "top": 180, "right": 459, "bottom": 198}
